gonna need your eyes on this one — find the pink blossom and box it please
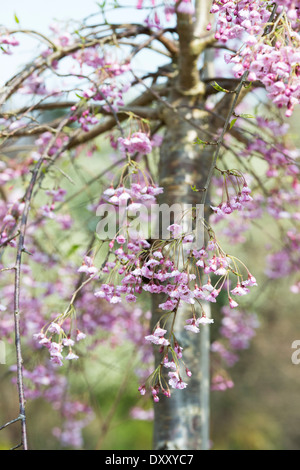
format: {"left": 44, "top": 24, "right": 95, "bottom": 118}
{"left": 118, "top": 132, "right": 152, "bottom": 155}
{"left": 202, "top": 279, "right": 214, "bottom": 292}
{"left": 177, "top": 0, "right": 195, "bottom": 15}
{"left": 158, "top": 299, "right": 178, "bottom": 311}
{"left": 206, "top": 288, "right": 220, "bottom": 303}
{"left": 167, "top": 224, "right": 183, "bottom": 238}
{"left": 77, "top": 256, "right": 98, "bottom": 276}
{"left": 48, "top": 322, "right": 63, "bottom": 335}
{"left": 242, "top": 274, "right": 258, "bottom": 287}
{"left": 229, "top": 297, "right": 239, "bottom": 309}
{"left": 211, "top": 374, "right": 234, "bottom": 391}
{"left": 168, "top": 371, "right": 188, "bottom": 390}
{"left": 230, "top": 283, "right": 249, "bottom": 296}
{"left": 163, "top": 356, "right": 177, "bottom": 369}
{"left": 196, "top": 315, "right": 214, "bottom": 325}
{"left": 65, "top": 351, "right": 79, "bottom": 361}
{"left": 49, "top": 341, "right": 63, "bottom": 356}
{"left": 130, "top": 406, "right": 154, "bottom": 420}
{"left": 110, "top": 295, "right": 122, "bottom": 304}
{"left": 184, "top": 319, "right": 200, "bottom": 333}
{"left": 215, "top": 263, "right": 228, "bottom": 276}
{"left": 50, "top": 355, "right": 64, "bottom": 367}
{"left": 126, "top": 293, "right": 137, "bottom": 302}
{"left": 174, "top": 343, "right": 183, "bottom": 358}
{"left": 290, "top": 281, "right": 300, "bottom": 294}
{"left": 138, "top": 385, "right": 146, "bottom": 396}
{"left": 76, "top": 330, "right": 86, "bottom": 341}
{"left": 207, "top": 239, "right": 217, "bottom": 251}
{"left": 145, "top": 327, "right": 170, "bottom": 346}
{"left": 62, "top": 337, "right": 75, "bottom": 347}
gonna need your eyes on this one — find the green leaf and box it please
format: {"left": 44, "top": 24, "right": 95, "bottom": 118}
{"left": 211, "top": 81, "right": 230, "bottom": 93}
{"left": 14, "top": 12, "right": 20, "bottom": 24}
{"left": 229, "top": 118, "right": 237, "bottom": 129}
{"left": 67, "top": 244, "right": 80, "bottom": 257}
{"left": 239, "top": 113, "right": 255, "bottom": 119}
{"left": 191, "top": 185, "right": 205, "bottom": 192}
{"left": 97, "top": 0, "right": 106, "bottom": 8}
{"left": 194, "top": 137, "right": 207, "bottom": 145}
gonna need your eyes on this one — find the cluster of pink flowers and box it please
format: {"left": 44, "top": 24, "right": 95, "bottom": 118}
{"left": 19, "top": 73, "right": 50, "bottom": 95}
{"left": 211, "top": 306, "right": 259, "bottom": 389}
{"left": 243, "top": 118, "right": 300, "bottom": 181}
{"left": 69, "top": 108, "right": 99, "bottom": 132}
{"left": 34, "top": 322, "right": 86, "bottom": 367}
{"left": 0, "top": 239, "right": 154, "bottom": 445}
{"left": 0, "top": 34, "right": 19, "bottom": 46}
{"left": 34, "top": 131, "right": 68, "bottom": 157}
{"left": 89, "top": 172, "right": 259, "bottom": 401}
{"left": 118, "top": 132, "right": 153, "bottom": 156}
{"left": 211, "top": 0, "right": 300, "bottom": 116}
{"left": 210, "top": 0, "right": 271, "bottom": 43}
{"left": 0, "top": 200, "right": 24, "bottom": 247}
{"left": 210, "top": 178, "right": 253, "bottom": 216}
{"left": 71, "top": 46, "right": 131, "bottom": 114}
{"left": 95, "top": 214, "right": 257, "bottom": 313}
{"left": 211, "top": 374, "right": 234, "bottom": 391}
{"left": 219, "top": 306, "right": 259, "bottom": 351}
{"left": 81, "top": 81, "right": 129, "bottom": 114}
{"left": 11, "top": 364, "right": 94, "bottom": 447}
{"left": 233, "top": 42, "right": 300, "bottom": 117}
{"left": 138, "top": 334, "right": 189, "bottom": 401}
{"left": 210, "top": 113, "right": 300, "bottom": 300}
{"left": 276, "top": 1, "right": 300, "bottom": 25}
{"left": 0, "top": 32, "right": 19, "bottom": 53}
{"left": 265, "top": 229, "right": 300, "bottom": 280}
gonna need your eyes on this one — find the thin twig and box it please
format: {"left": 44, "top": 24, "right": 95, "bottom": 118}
{"left": 201, "top": 70, "right": 249, "bottom": 205}
{"left": 12, "top": 118, "right": 70, "bottom": 450}
{"left": 0, "top": 230, "right": 20, "bottom": 249}
{"left": 0, "top": 415, "right": 23, "bottom": 431}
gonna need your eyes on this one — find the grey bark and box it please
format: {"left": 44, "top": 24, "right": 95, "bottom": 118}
{"left": 151, "top": 1, "right": 215, "bottom": 450}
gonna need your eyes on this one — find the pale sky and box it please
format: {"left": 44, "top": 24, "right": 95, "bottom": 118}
{"left": 1, "top": 0, "right": 160, "bottom": 84}
{"left": 2, "top": 0, "right": 123, "bottom": 30}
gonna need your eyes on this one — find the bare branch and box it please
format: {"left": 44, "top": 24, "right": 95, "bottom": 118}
{"left": 11, "top": 117, "right": 70, "bottom": 450}
{"left": 201, "top": 71, "right": 249, "bottom": 205}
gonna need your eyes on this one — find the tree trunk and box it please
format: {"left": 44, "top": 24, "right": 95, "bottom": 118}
{"left": 151, "top": 95, "right": 214, "bottom": 450}
{"left": 151, "top": 2, "right": 215, "bottom": 448}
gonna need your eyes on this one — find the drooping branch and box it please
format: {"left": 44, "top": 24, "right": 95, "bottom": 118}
{"left": 201, "top": 71, "right": 250, "bottom": 205}
{"left": 66, "top": 84, "right": 167, "bottom": 151}
{"left": 11, "top": 117, "right": 70, "bottom": 450}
